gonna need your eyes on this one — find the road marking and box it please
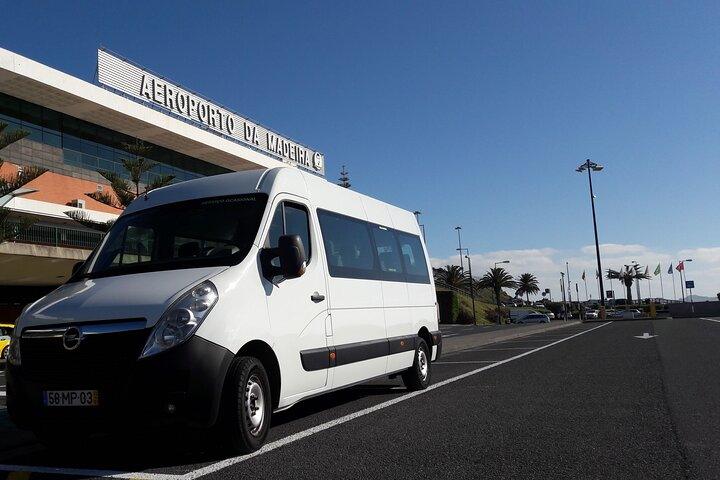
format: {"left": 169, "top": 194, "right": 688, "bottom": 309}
{"left": 634, "top": 332, "right": 657, "bottom": 340}
{"left": 0, "top": 322, "right": 612, "bottom": 480}
{"left": 700, "top": 318, "right": 720, "bottom": 323}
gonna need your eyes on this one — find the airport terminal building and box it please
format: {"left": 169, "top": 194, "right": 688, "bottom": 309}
{"left": 0, "top": 47, "right": 325, "bottom": 320}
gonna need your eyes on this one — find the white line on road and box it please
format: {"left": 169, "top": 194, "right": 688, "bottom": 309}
{"left": 700, "top": 317, "right": 720, "bottom": 323}
{"left": 0, "top": 321, "right": 613, "bottom": 480}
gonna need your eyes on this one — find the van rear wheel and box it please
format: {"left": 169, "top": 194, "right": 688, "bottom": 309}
{"left": 402, "top": 338, "right": 431, "bottom": 391}
{"left": 221, "top": 356, "right": 272, "bottom": 454}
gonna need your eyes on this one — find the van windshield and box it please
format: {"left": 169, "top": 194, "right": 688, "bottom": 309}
{"left": 75, "top": 193, "right": 268, "bottom": 280}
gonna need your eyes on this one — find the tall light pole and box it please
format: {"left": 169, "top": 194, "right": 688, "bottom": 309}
{"left": 678, "top": 258, "right": 693, "bottom": 302}
{"left": 455, "top": 226, "right": 463, "bottom": 273}
{"left": 492, "top": 260, "right": 510, "bottom": 311}
{"left": 560, "top": 272, "right": 567, "bottom": 320}
{"left": 577, "top": 159, "right": 606, "bottom": 314}
{"left": 631, "top": 260, "right": 641, "bottom": 305}
{"left": 458, "top": 248, "right": 477, "bottom": 324}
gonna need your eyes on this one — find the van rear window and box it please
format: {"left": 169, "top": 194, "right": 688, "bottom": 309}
{"left": 317, "top": 210, "right": 430, "bottom": 284}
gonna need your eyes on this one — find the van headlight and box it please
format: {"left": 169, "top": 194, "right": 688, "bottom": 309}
{"left": 140, "top": 281, "right": 218, "bottom": 358}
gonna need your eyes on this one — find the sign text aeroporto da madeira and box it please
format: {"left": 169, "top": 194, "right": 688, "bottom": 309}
{"left": 137, "top": 74, "right": 322, "bottom": 172}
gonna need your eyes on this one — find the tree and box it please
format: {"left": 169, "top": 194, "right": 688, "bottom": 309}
{"left": 0, "top": 122, "right": 47, "bottom": 243}
{"left": 477, "top": 267, "right": 518, "bottom": 323}
{"left": 606, "top": 265, "right": 650, "bottom": 304}
{"left": 434, "top": 265, "right": 468, "bottom": 289}
{"left": 515, "top": 273, "right": 540, "bottom": 303}
{"left": 90, "top": 140, "right": 175, "bottom": 209}
{"left": 338, "top": 165, "right": 351, "bottom": 188}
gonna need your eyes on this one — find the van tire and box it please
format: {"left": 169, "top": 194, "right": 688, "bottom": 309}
{"left": 402, "top": 338, "right": 431, "bottom": 391}
{"left": 221, "top": 356, "right": 272, "bottom": 454}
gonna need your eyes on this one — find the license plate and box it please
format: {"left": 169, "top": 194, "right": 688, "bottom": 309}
{"left": 43, "top": 390, "right": 99, "bottom": 407}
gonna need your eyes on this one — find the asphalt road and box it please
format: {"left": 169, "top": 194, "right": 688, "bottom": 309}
{"left": 0, "top": 317, "right": 719, "bottom": 479}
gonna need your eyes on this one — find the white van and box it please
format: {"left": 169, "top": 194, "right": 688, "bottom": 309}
{"left": 6, "top": 167, "right": 441, "bottom": 453}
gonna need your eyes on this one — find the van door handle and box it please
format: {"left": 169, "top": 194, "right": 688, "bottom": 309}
{"left": 311, "top": 292, "right": 325, "bottom": 303}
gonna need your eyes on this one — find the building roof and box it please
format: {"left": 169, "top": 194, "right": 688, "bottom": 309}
{"left": 1, "top": 160, "right": 122, "bottom": 221}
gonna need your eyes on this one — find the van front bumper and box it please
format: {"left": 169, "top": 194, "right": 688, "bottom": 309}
{"left": 7, "top": 334, "right": 234, "bottom": 432}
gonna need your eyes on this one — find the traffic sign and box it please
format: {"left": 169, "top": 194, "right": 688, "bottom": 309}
{"left": 686, "top": 280, "right": 695, "bottom": 289}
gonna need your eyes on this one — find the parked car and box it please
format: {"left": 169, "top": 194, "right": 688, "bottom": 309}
{"left": 545, "top": 311, "right": 555, "bottom": 319}
{"left": 0, "top": 323, "right": 14, "bottom": 361}
{"left": 515, "top": 313, "right": 550, "bottom": 324}
{"left": 585, "top": 309, "right": 599, "bottom": 319}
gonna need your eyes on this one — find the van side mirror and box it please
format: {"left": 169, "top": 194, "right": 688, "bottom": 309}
{"left": 261, "top": 234, "right": 307, "bottom": 282}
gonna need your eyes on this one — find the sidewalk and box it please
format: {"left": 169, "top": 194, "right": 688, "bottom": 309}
{"left": 0, "top": 320, "right": 583, "bottom": 455}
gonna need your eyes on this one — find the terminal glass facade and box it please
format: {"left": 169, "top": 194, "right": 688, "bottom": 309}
{"left": 0, "top": 92, "right": 230, "bottom": 184}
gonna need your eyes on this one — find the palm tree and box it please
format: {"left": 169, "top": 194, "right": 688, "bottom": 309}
{"left": 606, "top": 265, "right": 650, "bottom": 304}
{"left": 90, "top": 140, "right": 175, "bottom": 209}
{"left": 515, "top": 273, "right": 540, "bottom": 304}
{"left": 434, "top": 265, "right": 468, "bottom": 289}
{"left": 477, "top": 267, "right": 518, "bottom": 323}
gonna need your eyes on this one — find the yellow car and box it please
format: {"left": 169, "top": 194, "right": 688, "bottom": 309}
{"left": 0, "top": 323, "right": 14, "bottom": 361}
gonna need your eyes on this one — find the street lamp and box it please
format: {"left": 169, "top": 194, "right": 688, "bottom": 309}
{"left": 494, "top": 260, "right": 510, "bottom": 269}
{"left": 631, "top": 260, "right": 641, "bottom": 305}
{"left": 455, "top": 226, "right": 463, "bottom": 273}
{"left": 577, "top": 159, "right": 606, "bottom": 314}
{"left": 458, "top": 247, "right": 477, "bottom": 324}
{"left": 678, "top": 258, "right": 693, "bottom": 302}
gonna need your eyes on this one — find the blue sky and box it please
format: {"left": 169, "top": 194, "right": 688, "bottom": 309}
{"left": 2, "top": 0, "right": 719, "bottom": 299}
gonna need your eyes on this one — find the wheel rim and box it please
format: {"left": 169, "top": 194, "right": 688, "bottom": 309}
{"left": 417, "top": 347, "right": 428, "bottom": 382}
{"left": 244, "top": 373, "right": 266, "bottom": 436}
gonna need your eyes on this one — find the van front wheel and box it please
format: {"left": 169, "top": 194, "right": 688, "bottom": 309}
{"left": 402, "top": 338, "right": 431, "bottom": 391}
{"left": 222, "top": 356, "right": 272, "bottom": 454}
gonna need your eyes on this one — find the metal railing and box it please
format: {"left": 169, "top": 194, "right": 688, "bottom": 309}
{"left": 2, "top": 221, "right": 105, "bottom": 250}
{"left": 433, "top": 278, "right": 474, "bottom": 299}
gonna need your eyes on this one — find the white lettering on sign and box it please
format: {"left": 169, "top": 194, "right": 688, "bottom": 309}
{"left": 98, "top": 50, "right": 324, "bottom": 175}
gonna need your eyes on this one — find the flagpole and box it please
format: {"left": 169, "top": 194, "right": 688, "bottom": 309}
{"left": 659, "top": 268, "right": 665, "bottom": 302}
{"left": 584, "top": 277, "right": 589, "bottom": 301}
{"left": 670, "top": 264, "right": 677, "bottom": 302}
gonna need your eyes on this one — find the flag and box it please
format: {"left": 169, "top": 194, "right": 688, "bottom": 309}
{"left": 676, "top": 261, "right": 684, "bottom": 272}
{"left": 644, "top": 266, "right": 649, "bottom": 276}
{"left": 654, "top": 264, "right": 661, "bottom": 276}
{"left": 582, "top": 271, "right": 586, "bottom": 281}
{"left": 668, "top": 264, "right": 673, "bottom": 274}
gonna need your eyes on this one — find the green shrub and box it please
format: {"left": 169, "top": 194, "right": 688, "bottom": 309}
{"left": 436, "top": 290, "right": 459, "bottom": 324}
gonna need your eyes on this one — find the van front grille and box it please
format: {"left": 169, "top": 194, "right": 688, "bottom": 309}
{"left": 20, "top": 322, "right": 150, "bottom": 385}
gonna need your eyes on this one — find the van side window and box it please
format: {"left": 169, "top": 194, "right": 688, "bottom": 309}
{"left": 372, "top": 226, "right": 404, "bottom": 280}
{"left": 267, "top": 202, "right": 312, "bottom": 261}
{"left": 396, "top": 232, "right": 430, "bottom": 282}
{"left": 318, "top": 209, "right": 430, "bottom": 284}
{"left": 317, "top": 210, "right": 375, "bottom": 277}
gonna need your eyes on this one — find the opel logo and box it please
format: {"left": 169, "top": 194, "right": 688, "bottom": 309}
{"left": 62, "top": 326, "right": 84, "bottom": 351}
